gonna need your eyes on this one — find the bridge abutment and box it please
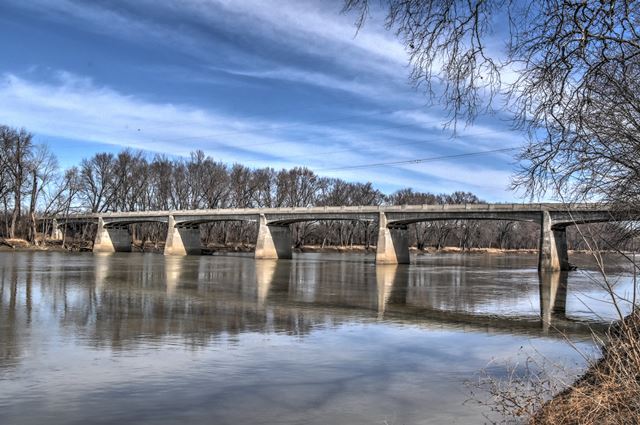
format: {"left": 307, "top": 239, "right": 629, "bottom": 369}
{"left": 93, "top": 217, "right": 132, "bottom": 253}
{"left": 376, "top": 212, "right": 410, "bottom": 265}
{"left": 538, "top": 211, "right": 570, "bottom": 271}
{"left": 164, "top": 215, "right": 202, "bottom": 256}
{"left": 255, "top": 214, "right": 292, "bottom": 260}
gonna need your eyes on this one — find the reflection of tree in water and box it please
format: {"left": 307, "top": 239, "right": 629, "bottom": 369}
{"left": 0, "top": 257, "right": 22, "bottom": 370}
{"left": 60, "top": 255, "right": 360, "bottom": 349}
{"left": 0, "top": 253, "right": 607, "bottom": 368}
{"left": 1, "top": 255, "right": 385, "bottom": 355}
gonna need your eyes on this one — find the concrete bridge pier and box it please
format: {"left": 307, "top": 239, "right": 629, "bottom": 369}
{"left": 538, "top": 211, "right": 570, "bottom": 271}
{"left": 93, "top": 217, "right": 132, "bottom": 253}
{"left": 51, "top": 219, "right": 63, "bottom": 240}
{"left": 375, "top": 212, "right": 410, "bottom": 265}
{"left": 164, "top": 215, "right": 202, "bottom": 255}
{"left": 255, "top": 214, "right": 292, "bottom": 260}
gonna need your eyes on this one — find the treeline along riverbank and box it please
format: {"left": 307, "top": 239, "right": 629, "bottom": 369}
{"left": 0, "top": 125, "right": 628, "bottom": 252}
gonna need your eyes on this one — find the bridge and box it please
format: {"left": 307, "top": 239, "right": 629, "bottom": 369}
{"left": 48, "top": 203, "right": 617, "bottom": 271}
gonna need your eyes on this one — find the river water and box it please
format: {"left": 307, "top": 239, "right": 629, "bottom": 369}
{"left": 0, "top": 251, "right": 635, "bottom": 424}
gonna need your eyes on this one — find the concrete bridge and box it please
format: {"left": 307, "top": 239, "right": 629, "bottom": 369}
{"left": 48, "top": 203, "right": 618, "bottom": 271}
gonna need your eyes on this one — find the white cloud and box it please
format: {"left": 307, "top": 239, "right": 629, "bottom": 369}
{"left": 391, "top": 110, "right": 521, "bottom": 148}
{"left": 7, "top": 0, "right": 410, "bottom": 92}
{"left": 0, "top": 71, "right": 520, "bottom": 200}
{"left": 201, "top": 0, "right": 408, "bottom": 67}
{"left": 0, "top": 72, "right": 276, "bottom": 157}
{"left": 212, "top": 66, "right": 412, "bottom": 103}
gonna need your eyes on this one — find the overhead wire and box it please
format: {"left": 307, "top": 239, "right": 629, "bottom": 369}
{"left": 97, "top": 103, "right": 522, "bottom": 171}
{"left": 254, "top": 129, "right": 518, "bottom": 164}
{"left": 316, "top": 147, "right": 519, "bottom": 171}
{"left": 226, "top": 121, "right": 425, "bottom": 152}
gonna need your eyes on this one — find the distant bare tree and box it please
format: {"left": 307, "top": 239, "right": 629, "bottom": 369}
{"left": 79, "top": 153, "right": 116, "bottom": 213}
{"left": 0, "top": 126, "right": 606, "bottom": 251}
{"left": 27, "top": 145, "right": 58, "bottom": 243}
{"left": 495, "top": 221, "right": 514, "bottom": 250}
{"left": 0, "top": 126, "right": 33, "bottom": 238}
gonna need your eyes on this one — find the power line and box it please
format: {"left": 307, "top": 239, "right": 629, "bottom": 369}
{"left": 239, "top": 121, "right": 445, "bottom": 159}
{"left": 68, "top": 98, "right": 520, "bottom": 172}
{"left": 317, "top": 147, "right": 519, "bottom": 171}
{"left": 145, "top": 112, "right": 451, "bottom": 158}
{"left": 253, "top": 129, "right": 517, "bottom": 164}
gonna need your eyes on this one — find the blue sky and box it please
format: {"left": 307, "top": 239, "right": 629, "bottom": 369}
{"left": 0, "top": 0, "right": 526, "bottom": 201}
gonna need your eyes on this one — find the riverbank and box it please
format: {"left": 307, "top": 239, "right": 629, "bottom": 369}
{"left": 0, "top": 238, "right": 84, "bottom": 252}
{"left": 1, "top": 238, "right": 59, "bottom": 251}
{"left": 299, "top": 244, "right": 540, "bottom": 254}
{"left": 0, "top": 239, "right": 620, "bottom": 256}
{"left": 1, "top": 239, "right": 543, "bottom": 254}
{"left": 531, "top": 310, "right": 640, "bottom": 424}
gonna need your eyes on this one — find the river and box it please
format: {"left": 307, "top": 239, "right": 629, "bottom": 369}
{"left": 0, "top": 251, "right": 634, "bottom": 424}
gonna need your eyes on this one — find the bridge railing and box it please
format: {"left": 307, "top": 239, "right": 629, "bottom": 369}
{"left": 40, "top": 202, "right": 611, "bottom": 221}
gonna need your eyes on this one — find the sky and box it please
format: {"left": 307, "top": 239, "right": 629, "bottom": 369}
{"left": 0, "top": 0, "right": 527, "bottom": 201}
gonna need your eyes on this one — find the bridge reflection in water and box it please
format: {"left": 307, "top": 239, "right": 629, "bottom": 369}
{"left": 539, "top": 271, "right": 569, "bottom": 332}
{"left": 0, "top": 252, "right": 609, "bottom": 364}
{"left": 5, "top": 252, "right": 623, "bottom": 425}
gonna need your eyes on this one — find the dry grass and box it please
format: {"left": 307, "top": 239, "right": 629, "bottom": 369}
{"left": 470, "top": 310, "right": 640, "bottom": 424}
{"left": 532, "top": 310, "right": 640, "bottom": 424}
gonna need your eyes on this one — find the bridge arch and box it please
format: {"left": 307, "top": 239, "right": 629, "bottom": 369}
{"left": 102, "top": 217, "right": 168, "bottom": 228}
{"left": 264, "top": 217, "right": 376, "bottom": 226}
{"left": 175, "top": 218, "right": 257, "bottom": 227}
{"left": 384, "top": 211, "right": 542, "bottom": 227}
{"left": 165, "top": 216, "right": 266, "bottom": 256}
{"left": 550, "top": 216, "right": 619, "bottom": 229}
{"left": 55, "top": 217, "right": 96, "bottom": 226}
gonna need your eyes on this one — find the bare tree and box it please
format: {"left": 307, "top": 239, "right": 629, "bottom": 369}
{"left": 344, "top": 4, "right": 640, "bottom": 421}
{"left": 344, "top": 1, "right": 640, "bottom": 208}
{"left": 0, "top": 126, "right": 33, "bottom": 238}
{"left": 79, "top": 153, "right": 116, "bottom": 213}
{"left": 26, "top": 145, "right": 58, "bottom": 243}
{"left": 344, "top": 0, "right": 502, "bottom": 125}
{"left": 495, "top": 221, "right": 514, "bottom": 250}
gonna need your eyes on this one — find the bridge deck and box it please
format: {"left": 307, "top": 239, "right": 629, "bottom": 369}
{"left": 53, "top": 203, "right": 611, "bottom": 221}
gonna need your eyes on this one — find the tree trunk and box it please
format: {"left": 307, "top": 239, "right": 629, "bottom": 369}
{"left": 9, "top": 191, "right": 20, "bottom": 239}
{"left": 28, "top": 169, "right": 38, "bottom": 244}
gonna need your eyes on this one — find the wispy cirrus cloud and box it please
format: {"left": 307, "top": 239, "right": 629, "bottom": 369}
{"left": 0, "top": 0, "right": 524, "bottom": 200}
{"left": 210, "top": 66, "right": 413, "bottom": 103}
{"left": 5, "top": 0, "right": 410, "bottom": 97}
{"left": 0, "top": 71, "right": 277, "bottom": 158}
{"left": 0, "top": 70, "right": 518, "bottom": 200}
